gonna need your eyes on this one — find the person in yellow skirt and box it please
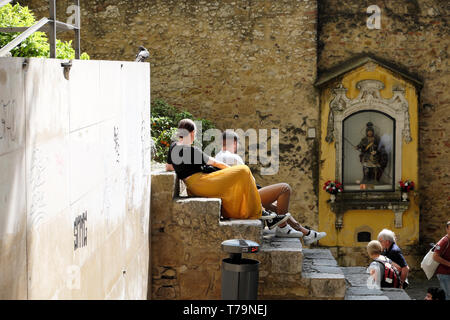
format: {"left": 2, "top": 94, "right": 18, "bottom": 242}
{"left": 165, "top": 119, "right": 289, "bottom": 228}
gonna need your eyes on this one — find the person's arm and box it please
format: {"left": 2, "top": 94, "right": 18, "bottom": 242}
{"left": 207, "top": 157, "right": 230, "bottom": 170}
{"left": 433, "top": 251, "right": 450, "bottom": 267}
{"left": 391, "top": 250, "right": 409, "bottom": 287}
{"left": 433, "top": 238, "right": 450, "bottom": 267}
{"left": 370, "top": 268, "right": 378, "bottom": 285}
{"left": 367, "top": 263, "right": 381, "bottom": 289}
{"left": 166, "top": 163, "right": 174, "bottom": 171}
{"left": 400, "top": 266, "right": 409, "bottom": 281}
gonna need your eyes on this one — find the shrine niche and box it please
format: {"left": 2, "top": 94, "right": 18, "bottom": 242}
{"left": 315, "top": 55, "right": 422, "bottom": 249}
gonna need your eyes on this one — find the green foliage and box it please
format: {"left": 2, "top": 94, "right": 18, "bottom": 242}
{"left": 0, "top": 3, "right": 89, "bottom": 60}
{"left": 151, "top": 99, "right": 216, "bottom": 163}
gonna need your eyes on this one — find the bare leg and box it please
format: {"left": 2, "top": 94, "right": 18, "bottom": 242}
{"left": 258, "top": 183, "right": 309, "bottom": 234}
{"left": 258, "top": 183, "right": 291, "bottom": 215}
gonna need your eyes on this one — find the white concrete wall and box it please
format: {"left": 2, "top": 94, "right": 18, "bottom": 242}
{"left": 0, "top": 57, "right": 151, "bottom": 299}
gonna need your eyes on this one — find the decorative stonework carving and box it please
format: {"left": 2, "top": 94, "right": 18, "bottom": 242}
{"left": 326, "top": 79, "right": 412, "bottom": 190}
{"left": 325, "top": 84, "right": 347, "bottom": 143}
{"left": 330, "top": 192, "right": 409, "bottom": 229}
{"left": 393, "top": 86, "right": 412, "bottom": 143}
{"left": 326, "top": 79, "right": 412, "bottom": 144}
{"left": 364, "top": 62, "right": 378, "bottom": 72}
{"left": 394, "top": 208, "right": 406, "bottom": 228}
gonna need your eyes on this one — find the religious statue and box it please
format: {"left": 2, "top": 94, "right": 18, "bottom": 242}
{"left": 356, "top": 122, "right": 387, "bottom": 183}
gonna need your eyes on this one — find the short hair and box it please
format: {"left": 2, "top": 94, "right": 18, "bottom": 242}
{"left": 177, "top": 119, "right": 196, "bottom": 138}
{"left": 367, "top": 240, "right": 382, "bottom": 256}
{"left": 378, "top": 229, "right": 396, "bottom": 243}
{"left": 222, "top": 130, "right": 239, "bottom": 146}
{"left": 427, "top": 287, "right": 446, "bottom": 300}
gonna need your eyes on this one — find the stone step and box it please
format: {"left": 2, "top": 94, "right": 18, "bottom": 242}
{"left": 342, "top": 267, "right": 411, "bottom": 300}
{"left": 151, "top": 170, "right": 346, "bottom": 299}
{"left": 301, "top": 249, "right": 347, "bottom": 300}
{"left": 151, "top": 171, "right": 265, "bottom": 299}
{"left": 257, "top": 231, "right": 346, "bottom": 300}
{"left": 257, "top": 230, "right": 305, "bottom": 299}
{"left": 172, "top": 197, "right": 264, "bottom": 244}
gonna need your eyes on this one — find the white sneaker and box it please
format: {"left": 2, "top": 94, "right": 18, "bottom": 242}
{"left": 303, "top": 230, "right": 327, "bottom": 245}
{"left": 275, "top": 224, "right": 303, "bottom": 238}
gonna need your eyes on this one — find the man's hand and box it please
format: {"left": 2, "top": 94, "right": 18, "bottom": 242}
{"left": 207, "top": 157, "right": 230, "bottom": 170}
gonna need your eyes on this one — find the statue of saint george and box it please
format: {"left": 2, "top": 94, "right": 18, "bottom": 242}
{"left": 356, "top": 122, "right": 388, "bottom": 183}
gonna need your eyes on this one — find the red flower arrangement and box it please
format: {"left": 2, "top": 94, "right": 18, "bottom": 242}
{"left": 399, "top": 180, "right": 415, "bottom": 192}
{"left": 323, "top": 180, "right": 343, "bottom": 195}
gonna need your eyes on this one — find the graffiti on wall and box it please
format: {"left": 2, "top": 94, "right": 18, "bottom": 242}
{"left": 114, "top": 126, "right": 120, "bottom": 164}
{"left": 0, "top": 99, "right": 16, "bottom": 142}
{"left": 74, "top": 211, "right": 87, "bottom": 250}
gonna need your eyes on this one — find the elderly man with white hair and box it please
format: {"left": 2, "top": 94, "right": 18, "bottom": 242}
{"left": 377, "top": 228, "right": 410, "bottom": 288}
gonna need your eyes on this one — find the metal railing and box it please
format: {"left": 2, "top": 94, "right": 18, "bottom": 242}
{"left": 0, "top": 0, "right": 81, "bottom": 58}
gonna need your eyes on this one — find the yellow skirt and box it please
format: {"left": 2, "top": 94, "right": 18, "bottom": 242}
{"left": 184, "top": 165, "right": 262, "bottom": 219}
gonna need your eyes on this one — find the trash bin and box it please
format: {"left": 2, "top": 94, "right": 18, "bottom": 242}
{"left": 221, "top": 239, "right": 260, "bottom": 300}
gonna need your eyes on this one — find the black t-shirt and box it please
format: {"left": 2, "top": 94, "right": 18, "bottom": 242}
{"left": 167, "top": 142, "right": 210, "bottom": 180}
{"left": 382, "top": 242, "right": 408, "bottom": 268}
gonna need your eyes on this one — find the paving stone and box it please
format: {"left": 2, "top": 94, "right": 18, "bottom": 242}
{"left": 346, "top": 286, "right": 384, "bottom": 296}
{"left": 261, "top": 233, "right": 303, "bottom": 253}
{"left": 303, "top": 272, "right": 346, "bottom": 279}
{"left": 346, "top": 295, "right": 389, "bottom": 300}
{"left": 303, "top": 265, "right": 344, "bottom": 275}
{"left": 344, "top": 273, "right": 371, "bottom": 287}
{"left": 312, "top": 259, "right": 338, "bottom": 267}
{"left": 303, "top": 249, "right": 335, "bottom": 260}
{"left": 342, "top": 267, "right": 368, "bottom": 275}
{"left": 381, "top": 288, "right": 412, "bottom": 300}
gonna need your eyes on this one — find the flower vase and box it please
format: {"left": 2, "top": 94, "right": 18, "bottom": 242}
{"left": 401, "top": 192, "right": 408, "bottom": 202}
{"left": 330, "top": 194, "right": 336, "bottom": 203}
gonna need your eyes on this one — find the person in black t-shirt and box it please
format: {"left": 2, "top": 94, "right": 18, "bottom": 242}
{"left": 378, "top": 228, "right": 410, "bottom": 289}
{"left": 166, "top": 119, "right": 229, "bottom": 178}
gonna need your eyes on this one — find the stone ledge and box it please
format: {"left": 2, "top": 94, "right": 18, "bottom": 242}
{"left": 261, "top": 229, "right": 303, "bottom": 253}
{"left": 174, "top": 197, "right": 221, "bottom": 206}
{"left": 258, "top": 235, "right": 305, "bottom": 299}
{"left": 258, "top": 239, "right": 346, "bottom": 300}
{"left": 219, "top": 219, "right": 263, "bottom": 228}
{"left": 301, "top": 249, "right": 347, "bottom": 300}
{"left": 346, "top": 286, "right": 384, "bottom": 296}
{"left": 346, "top": 295, "right": 390, "bottom": 300}
{"left": 302, "top": 249, "right": 345, "bottom": 279}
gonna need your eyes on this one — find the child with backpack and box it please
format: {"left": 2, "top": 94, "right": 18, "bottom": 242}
{"left": 367, "top": 240, "right": 402, "bottom": 289}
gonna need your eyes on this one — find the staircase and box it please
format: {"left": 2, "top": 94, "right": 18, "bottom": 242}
{"left": 258, "top": 231, "right": 346, "bottom": 300}
{"left": 150, "top": 169, "right": 346, "bottom": 300}
{"left": 342, "top": 267, "right": 411, "bottom": 300}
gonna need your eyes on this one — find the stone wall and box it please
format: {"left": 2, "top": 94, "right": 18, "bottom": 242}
{"left": 150, "top": 170, "right": 347, "bottom": 300}
{"left": 150, "top": 170, "right": 262, "bottom": 299}
{"left": 20, "top": 0, "right": 449, "bottom": 266}
{"left": 0, "top": 57, "right": 151, "bottom": 299}
{"left": 317, "top": 0, "right": 450, "bottom": 245}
